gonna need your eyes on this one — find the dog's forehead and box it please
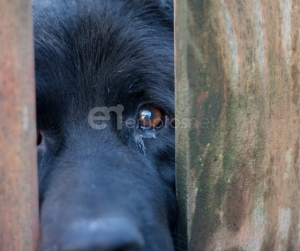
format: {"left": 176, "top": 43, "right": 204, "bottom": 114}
{"left": 34, "top": 0, "right": 174, "bottom": 124}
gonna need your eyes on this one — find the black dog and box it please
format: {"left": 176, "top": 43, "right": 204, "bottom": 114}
{"left": 33, "top": 0, "right": 176, "bottom": 250}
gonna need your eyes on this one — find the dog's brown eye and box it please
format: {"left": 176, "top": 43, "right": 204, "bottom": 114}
{"left": 37, "top": 130, "right": 42, "bottom": 145}
{"left": 138, "top": 106, "right": 163, "bottom": 129}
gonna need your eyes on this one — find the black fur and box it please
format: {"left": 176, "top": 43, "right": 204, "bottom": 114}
{"left": 34, "top": 0, "right": 176, "bottom": 251}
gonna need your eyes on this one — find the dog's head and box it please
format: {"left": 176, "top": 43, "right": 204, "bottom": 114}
{"left": 34, "top": 0, "right": 176, "bottom": 250}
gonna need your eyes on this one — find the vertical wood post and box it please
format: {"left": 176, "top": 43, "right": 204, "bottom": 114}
{"left": 0, "top": 0, "right": 39, "bottom": 250}
{"left": 175, "top": 0, "right": 300, "bottom": 250}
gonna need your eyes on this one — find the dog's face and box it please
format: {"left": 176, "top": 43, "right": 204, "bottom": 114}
{"left": 34, "top": 1, "right": 176, "bottom": 251}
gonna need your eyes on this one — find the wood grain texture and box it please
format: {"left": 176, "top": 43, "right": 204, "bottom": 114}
{"left": 0, "top": 0, "right": 39, "bottom": 250}
{"left": 175, "top": 0, "right": 300, "bottom": 250}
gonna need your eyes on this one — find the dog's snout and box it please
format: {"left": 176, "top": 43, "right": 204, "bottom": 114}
{"left": 58, "top": 218, "right": 144, "bottom": 251}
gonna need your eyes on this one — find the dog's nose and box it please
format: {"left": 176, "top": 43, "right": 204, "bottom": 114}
{"left": 58, "top": 218, "right": 144, "bottom": 251}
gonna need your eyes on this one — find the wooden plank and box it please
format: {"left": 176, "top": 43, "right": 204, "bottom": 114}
{"left": 0, "top": 0, "right": 39, "bottom": 250}
{"left": 175, "top": 0, "right": 300, "bottom": 250}
{"left": 174, "top": 0, "right": 189, "bottom": 250}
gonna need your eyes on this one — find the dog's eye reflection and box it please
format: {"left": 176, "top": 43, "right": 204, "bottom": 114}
{"left": 37, "top": 130, "right": 42, "bottom": 145}
{"left": 138, "top": 106, "right": 163, "bottom": 129}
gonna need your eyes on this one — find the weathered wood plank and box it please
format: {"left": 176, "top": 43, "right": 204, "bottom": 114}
{"left": 175, "top": 0, "right": 300, "bottom": 250}
{"left": 0, "top": 0, "right": 39, "bottom": 250}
